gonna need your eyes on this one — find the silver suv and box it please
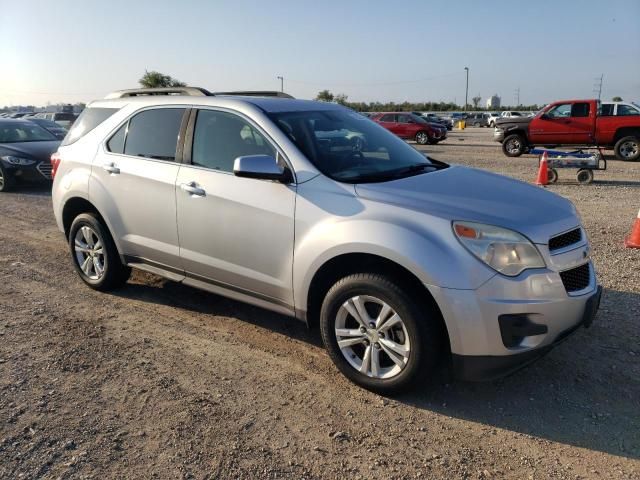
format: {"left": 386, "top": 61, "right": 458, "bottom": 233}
{"left": 52, "top": 87, "right": 601, "bottom": 393}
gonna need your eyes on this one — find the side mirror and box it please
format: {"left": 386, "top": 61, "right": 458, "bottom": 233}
{"left": 233, "top": 155, "right": 291, "bottom": 182}
{"left": 540, "top": 113, "right": 549, "bottom": 120}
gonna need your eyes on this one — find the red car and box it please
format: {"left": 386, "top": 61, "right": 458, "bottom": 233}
{"left": 371, "top": 112, "right": 447, "bottom": 145}
{"left": 495, "top": 99, "right": 640, "bottom": 161}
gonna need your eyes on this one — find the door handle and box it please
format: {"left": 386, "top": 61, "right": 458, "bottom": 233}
{"left": 102, "top": 163, "right": 120, "bottom": 174}
{"left": 180, "top": 181, "right": 206, "bottom": 197}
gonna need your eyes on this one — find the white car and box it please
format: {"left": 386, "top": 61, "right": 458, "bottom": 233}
{"left": 487, "top": 112, "right": 502, "bottom": 128}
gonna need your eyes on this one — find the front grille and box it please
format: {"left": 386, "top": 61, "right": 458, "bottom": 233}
{"left": 560, "top": 263, "right": 591, "bottom": 292}
{"left": 549, "top": 228, "right": 582, "bottom": 251}
{"left": 37, "top": 162, "right": 52, "bottom": 179}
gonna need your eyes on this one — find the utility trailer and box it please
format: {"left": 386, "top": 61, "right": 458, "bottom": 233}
{"left": 531, "top": 148, "right": 607, "bottom": 185}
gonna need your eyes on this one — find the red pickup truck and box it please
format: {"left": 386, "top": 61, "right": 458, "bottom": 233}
{"left": 494, "top": 99, "right": 640, "bottom": 161}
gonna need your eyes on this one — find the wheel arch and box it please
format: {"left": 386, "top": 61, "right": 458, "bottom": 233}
{"left": 613, "top": 127, "right": 640, "bottom": 144}
{"left": 303, "top": 252, "right": 451, "bottom": 353}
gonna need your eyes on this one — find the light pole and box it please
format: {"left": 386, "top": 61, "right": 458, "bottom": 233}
{"left": 464, "top": 67, "right": 469, "bottom": 112}
{"left": 277, "top": 76, "right": 284, "bottom": 93}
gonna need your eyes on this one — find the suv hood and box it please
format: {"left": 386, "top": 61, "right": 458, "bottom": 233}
{"left": 354, "top": 165, "right": 578, "bottom": 244}
{"left": 0, "top": 141, "right": 60, "bottom": 162}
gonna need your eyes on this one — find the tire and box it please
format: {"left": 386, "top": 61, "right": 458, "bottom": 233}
{"left": 502, "top": 134, "right": 527, "bottom": 157}
{"left": 427, "top": 139, "right": 440, "bottom": 145}
{"left": 547, "top": 168, "right": 558, "bottom": 184}
{"left": 68, "top": 213, "right": 131, "bottom": 291}
{"left": 0, "top": 164, "right": 15, "bottom": 192}
{"left": 489, "top": 121, "right": 495, "bottom": 128}
{"left": 319, "top": 273, "right": 442, "bottom": 394}
{"left": 576, "top": 169, "right": 594, "bottom": 185}
{"left": 613, "top": 136, "right": 640, "bottom": 162}
{"left": 415, "top": 131, "right": 429, "bottom": 145}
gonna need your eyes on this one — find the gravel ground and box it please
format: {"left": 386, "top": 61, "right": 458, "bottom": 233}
{"left": 1, "top": 129, "right": 639, "bottom": 479}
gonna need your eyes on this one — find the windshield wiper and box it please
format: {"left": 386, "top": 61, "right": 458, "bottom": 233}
{"left": 346, "top": 161, "right": 448, "bottom": 183}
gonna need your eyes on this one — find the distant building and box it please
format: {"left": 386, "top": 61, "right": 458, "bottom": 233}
{"left": 486, "top": 94, "right": 501, "bottom": 109}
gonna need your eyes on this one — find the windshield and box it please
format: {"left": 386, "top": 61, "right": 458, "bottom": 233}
{"left": 0, "top": 122, "right": 57, "bottom": 143}
{"left": 268, "top": 109, "right": 446, "bottom": 183}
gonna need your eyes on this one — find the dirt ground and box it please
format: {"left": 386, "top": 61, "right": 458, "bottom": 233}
{"left": 1, "top": 129, "right": 639, "bottom": 479}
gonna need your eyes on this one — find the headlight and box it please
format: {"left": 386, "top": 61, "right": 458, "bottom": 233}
{"left": 453, "top": 221, "right": 545, "bottom": 276}
{"left": 1, "top": 155, "right": 36, "bottom": 166}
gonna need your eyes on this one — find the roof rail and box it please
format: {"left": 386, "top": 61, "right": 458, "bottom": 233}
{"left": 104, "top": 87, "right": 212, "bottom": 99}
{"left": 213, "top": 91, "right": 294, "bottom": 99}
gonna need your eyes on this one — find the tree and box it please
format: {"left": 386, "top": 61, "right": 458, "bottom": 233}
{"left": 335, "top": 93, "right": 349, "bottom": 105}
{"left": 139, "top": 70, "right": 186, "bottom": 88}
{"left": 472, "top": 95, "right": 481, "bottom": 108}
{"left": 612, "top": 96, "right": 623, "bottom": 102}
{"left": 315, "top": 90, "right": 334, "bottom": 102}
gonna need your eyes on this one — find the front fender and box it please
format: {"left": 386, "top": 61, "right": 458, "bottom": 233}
{"left": 293, "top": 216, "right": 496, "bottom": 314}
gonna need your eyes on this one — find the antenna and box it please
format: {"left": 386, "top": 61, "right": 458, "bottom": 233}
{"left": 593, "top": 74, "right": 603, "bottom": 100}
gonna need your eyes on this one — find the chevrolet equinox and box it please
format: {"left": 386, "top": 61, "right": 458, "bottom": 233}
{"left": 51, "top": 87, "right": 601, "bottom": 393}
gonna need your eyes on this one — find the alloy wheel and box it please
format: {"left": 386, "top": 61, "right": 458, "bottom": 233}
{"left": 416, "top": 132, "right": 428, "bottom": 144}
{"left": 506, "top": 138, "right": 521, "bottom": 154}
{"left": 74, "top": 226, "right": 105, "bottom": 280}
{"left": 335, "top": 295, "right": 411, "bottom": 379}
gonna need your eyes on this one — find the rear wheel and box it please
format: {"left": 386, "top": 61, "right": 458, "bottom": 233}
{"left": 68, "top": 213, "right": 131, "bottom": 291}
{"left": 415, "top": 131, "right": 429, "bottom": 145}
{"left": 502, "top": 134, "right": 527, "bottom": 157}
{"left": 319, "top": 273, "right": 442, "bottom": 394}
{"left": 614, "top": 136, "right": 640, "bottom": 161}
{"left": 547, "top": 168, "right": 558, "bottom": 184}
{"left": 0, "top": 164, "right": 14, "bottom": 192}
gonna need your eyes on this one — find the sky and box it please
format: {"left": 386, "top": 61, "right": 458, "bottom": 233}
{"left": 1, "top": 0, "right": 639, "bottom": 107}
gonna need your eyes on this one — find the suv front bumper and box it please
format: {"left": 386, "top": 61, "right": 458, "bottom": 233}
{"left": 493, "top": 127, "right": 505, "bottom": 142}
{"left": 427, "top": 261, "right": 601, "bottom": 381}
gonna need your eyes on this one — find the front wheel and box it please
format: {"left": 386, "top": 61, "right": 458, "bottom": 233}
{"left": 319, "top": 273, "right": 441, "bottom": 394}
{"left": 0, "top": 164, "right": 15, "bottom": 192}
{"left": 614, "top": 136, "right": 640, "bottom": 162}
{"left": 502, "top": 134, "right": 527, "bottom": 157}
{"left": 68, "top": 213, "right": 131, "bottom": 291}
{"left": 415, "top": 131, "right": 429, "bottom": 145}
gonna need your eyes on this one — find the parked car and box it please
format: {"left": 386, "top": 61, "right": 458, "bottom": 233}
{"left": 494, "top": 99, "right": 640, "bottom": 161}
{"left": 0, "top": 119, "right": 60, "bottom": 191}
{"left": 450, "top": 112, "right": 467, "bottom": 126}
{"left": 371, "top": 112, "right": 447, "bottom": 144}
{"left": 26, "top": 118, "right": 68, "bottom": 140}
{"left": 500, "top": 111, "right": 523, "bottom": 120}
{"left": 9, "top": 112, "right": 35, "bottom": 119}
{"left": 415, "top": 113, "right": 453, "bottom": 131}
{"left": 34, "top": 112, "right": 78, "bottom": 129}
{"left": 466, "top": 113, "right": 490, "bottom": 127}
{"left": 487, "top": 112, "right": 502, "bottom": 128}
{"left": 51, "top": 87, "right": 601, "bottom": 393}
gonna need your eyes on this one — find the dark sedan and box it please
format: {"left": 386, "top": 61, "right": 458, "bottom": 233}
{"left": 0, "top": 119, "right": 60, "bottom": 192}
{"left": 26, "top": 118, "right": 68, "bottom": 140}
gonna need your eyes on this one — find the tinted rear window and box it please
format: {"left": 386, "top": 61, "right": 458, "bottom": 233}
{"left": 61, "top": 107, "right": 118, "bottom": 146}
{"left": 123, "top": 108, "right": 185, "bottom": 161}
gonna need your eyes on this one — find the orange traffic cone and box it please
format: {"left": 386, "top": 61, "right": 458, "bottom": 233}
{"left": 536, "top": 152, "right": 549, "bottom": 186}
{"left": 624, "top": 209, "right": 640, "bottom": 249}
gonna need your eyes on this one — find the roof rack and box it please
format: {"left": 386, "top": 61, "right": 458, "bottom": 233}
{"left": 213, "top": 91, "right": 294, "bottom": 99}
{"left": 104, "top": 87, "right": 295, "bottom": 100}
{"left": 104, "top": 87, "right": 212, "bottom": 99}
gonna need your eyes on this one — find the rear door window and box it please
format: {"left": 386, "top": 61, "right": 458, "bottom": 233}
{"left": 61, "top": 107, "right": 118, "bottom": 146}
{"left": 379, "top": 114, "right": 395, "bottom": 122}
{"left": 124, "top": 108, "right": 185, "bottom": 161}
{"left": 600, "top": 104, "right": 614, "bottom": 116}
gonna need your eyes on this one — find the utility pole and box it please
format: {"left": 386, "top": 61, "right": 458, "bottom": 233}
{"left": 464, "top": 67, "right": 469, "bottom": 112}
{"left": 593, "top": 74, "right": 603, "bottom": 100}
{"left": 514, "top": 87, "right": 520, "bottom": 106}
{"left": 276, "top": 76, "right": 284, "bottom": 93}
